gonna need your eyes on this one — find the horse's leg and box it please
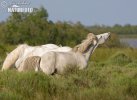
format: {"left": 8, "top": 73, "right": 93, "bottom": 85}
{"left": 40, "top": 52, "right": 56, "bottom": 75}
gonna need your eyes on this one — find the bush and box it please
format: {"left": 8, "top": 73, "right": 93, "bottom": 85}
{"left": 107, "top": 52, "right": 132, "bottom": 66}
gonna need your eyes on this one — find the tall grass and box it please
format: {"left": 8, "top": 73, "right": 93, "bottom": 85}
{"left": 0, "top": 47, "right": 137, "bottom": 100}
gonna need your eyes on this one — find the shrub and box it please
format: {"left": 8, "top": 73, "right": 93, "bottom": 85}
{"left": 107, "top": 52, "right": 132, "bottom": 66}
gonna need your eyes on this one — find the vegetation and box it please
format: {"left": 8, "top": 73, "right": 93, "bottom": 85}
{"left": 0, "top": 7, "right": 136, "bottom": 47}
{"left": 87, "top": 24, "right": 137, "bottom": 36}
{"left": 0, "top": 7, "right": 137, "bottom": 100}
{"left": 0, "top": 48, "right": 137, "bottom": 100}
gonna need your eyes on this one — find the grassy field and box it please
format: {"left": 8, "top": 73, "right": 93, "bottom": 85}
{"left": 0, "top": 47, "right": 137, "bottom": 100}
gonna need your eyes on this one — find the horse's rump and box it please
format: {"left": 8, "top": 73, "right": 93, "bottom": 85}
{"left": 2, "top": 44, "right": 28, "bottom": 71}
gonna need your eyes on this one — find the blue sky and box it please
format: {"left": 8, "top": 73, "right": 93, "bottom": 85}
{"left": 0, "top": 0, "right": 137, "bottom": 26}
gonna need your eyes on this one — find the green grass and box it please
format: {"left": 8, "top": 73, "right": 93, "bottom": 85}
{"left": 0, "top": 47, "right": 137, "bottom": 100}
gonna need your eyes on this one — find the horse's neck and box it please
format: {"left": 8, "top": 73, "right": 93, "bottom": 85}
{"left": 83, "top": 44, "right": 99, "bottom": 62}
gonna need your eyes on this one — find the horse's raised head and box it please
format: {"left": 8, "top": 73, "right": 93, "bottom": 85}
{"left": 96, "top": 32, "right": 110, "bottom": 44}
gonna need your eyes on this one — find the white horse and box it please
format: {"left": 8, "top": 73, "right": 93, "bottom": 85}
{"left": 1, "top": 44, "right": 72, "bottom": 70}
{"left": 19, "top": 32, "right": 110, "bottom": 74}
{"left": 2, "top": 32, "right": 110, "bottom": 72}
{"left": 15, "top": 45, "right": 72, "bottom": 68}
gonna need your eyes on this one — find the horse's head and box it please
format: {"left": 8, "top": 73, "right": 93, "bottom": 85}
{"left": 96, "top": 32, "right": 110, "bottom": 45}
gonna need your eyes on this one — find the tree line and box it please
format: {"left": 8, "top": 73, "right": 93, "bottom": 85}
{"left": 0, "top": 7, "right": 136, "bottom": 48}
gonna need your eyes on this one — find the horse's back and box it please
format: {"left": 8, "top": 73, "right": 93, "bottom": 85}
{"left": 52, "top": 47, "right": 72, "bottom": 52}
{"left": 42, "top": 44, "right": 59, "bottom": 49}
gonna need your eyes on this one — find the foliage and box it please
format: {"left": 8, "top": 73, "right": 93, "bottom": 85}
{"left": 0, "top": 7, "right": 132, "bottom": 48}
{"left": 87, "top": 24, "right": 137, "bottom": 35}
{"left": 107, "top": 52, "right": 132, "bottom": 66}
{"left": 0, "top": 7, "right": 88, "bottom": 47}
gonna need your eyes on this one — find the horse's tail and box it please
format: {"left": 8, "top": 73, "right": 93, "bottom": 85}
{"left": 1, "top": 44, "right": 27, "bottom": 71}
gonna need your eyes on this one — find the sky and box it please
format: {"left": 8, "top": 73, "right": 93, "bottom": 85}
{"left": 0, "top": 0, "right": 137, "bottom": 26}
